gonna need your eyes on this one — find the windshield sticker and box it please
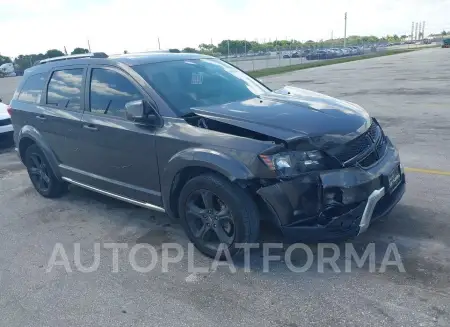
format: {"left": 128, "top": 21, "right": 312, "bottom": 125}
{"left": 191, "top": 73, "right": 203, "bottom": 85}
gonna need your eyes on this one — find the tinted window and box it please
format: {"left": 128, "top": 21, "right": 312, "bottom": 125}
{"left": 133, "top": 59, "right": 269, "bottom": 115}
{"left": 46, "top": 69, "right": 84, "bottom": 110}
{"left": 17, "top": 73, "right": 48, "bottom": 104}
{"left": 89, "top": 69, "right": 142, "bottom": 118}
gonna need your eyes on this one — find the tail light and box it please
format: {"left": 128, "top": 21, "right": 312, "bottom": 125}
{"left": 6, "top": 105, "right": 12, "bottom": 116}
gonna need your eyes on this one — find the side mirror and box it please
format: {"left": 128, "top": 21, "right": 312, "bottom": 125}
{"left": 125, "top": 100, "right": 160, "bottom": 125}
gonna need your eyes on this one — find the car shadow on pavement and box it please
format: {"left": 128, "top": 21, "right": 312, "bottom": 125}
{"left": 61, "top": 186, "right": 449, "bottom": 285}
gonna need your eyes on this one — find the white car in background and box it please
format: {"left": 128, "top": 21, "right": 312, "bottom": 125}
{"left": 0, "top": 63, "right": 16, "bottom": 77}
{"left": 0, "top": 99, "right": 13, "bottom": 143}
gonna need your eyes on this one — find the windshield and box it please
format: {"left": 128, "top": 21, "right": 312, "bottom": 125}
{"left": 133, "top": 58, "right": 270, "bottom": 115}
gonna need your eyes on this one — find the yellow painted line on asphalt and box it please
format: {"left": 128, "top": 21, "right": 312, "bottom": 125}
{"left": 405, "top": 167, "right": 450, "bottom": 176}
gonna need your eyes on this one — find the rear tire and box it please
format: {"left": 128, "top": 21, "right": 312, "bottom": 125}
{"left": 178, "top": 173, "right": 260, "bottom": 259}
{"left": 24, "top": 144, "right": 67, "bottom": 198}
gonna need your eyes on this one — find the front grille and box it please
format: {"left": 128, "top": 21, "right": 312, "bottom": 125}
{"left": 376, "top": 135, "right": 387, "bottom": 157}
{"left": 359, "top": 150, "right": 378, "bottom": 167}
{"left": 334, "top": 120, "right": 386, "bottom": 166}
{"left": 335, "top": 135, "right": 371, "bottom": 162}
{"left": 367, "top": 121, "right": 380, "bottom": 140}
{"left": 334, "top": 122, "right": 378, "bottom": 162}
{"left": 0, "top": 118, "right": 11, "bottom": 127}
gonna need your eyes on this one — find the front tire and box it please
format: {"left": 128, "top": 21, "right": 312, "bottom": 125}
{"left": 178, "top": 173, "right": 260, "bottom": 259}
{"left": 24, "top": 144, "right": 67, "bottom": 198}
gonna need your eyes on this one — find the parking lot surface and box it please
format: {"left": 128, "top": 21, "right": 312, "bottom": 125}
{"left": 0, "top": 48, "right": 449, "bottom": 326}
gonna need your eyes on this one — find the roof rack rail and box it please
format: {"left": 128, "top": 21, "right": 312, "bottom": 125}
{"left": 39, "top": 52, "right": 108, "bottom": 64}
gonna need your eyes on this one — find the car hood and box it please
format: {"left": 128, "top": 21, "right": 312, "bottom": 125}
{"left": 0, "top": 103, "right": 10, "bottom": 120}
{"left": 191, "top": 86, "right": 371, "bottom": 146}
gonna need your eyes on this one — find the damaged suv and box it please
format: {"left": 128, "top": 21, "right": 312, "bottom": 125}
{"left": 10, "top": 52, "right": 405, "bottom": 258}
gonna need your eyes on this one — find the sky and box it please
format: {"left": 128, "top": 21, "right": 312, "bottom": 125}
{"left": 1, "top": 0, "right": 450, "bottom": 57}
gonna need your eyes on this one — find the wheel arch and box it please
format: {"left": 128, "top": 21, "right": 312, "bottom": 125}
{"left": 18, "top": 125, "right": 62, "bottom": 180}
{"left": 161, "top": 148, "right": 255, "bottom": 219}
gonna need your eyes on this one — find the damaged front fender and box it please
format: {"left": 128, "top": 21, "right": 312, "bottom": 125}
{"left": 257, "top": 173, "right": 322, "bottom": 226}
{"left": 256, "top": 145, "right": 406, "bottom": 242}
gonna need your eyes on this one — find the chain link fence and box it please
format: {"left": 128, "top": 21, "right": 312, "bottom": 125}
{"left": 176, "top": 37, "right": 438, "bottom": 73}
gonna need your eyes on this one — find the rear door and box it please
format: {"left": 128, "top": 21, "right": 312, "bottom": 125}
{"left": 74, "top": 65, "right": 162, "bottom": 206}
{"left": 40, "top": 66, "right": 87, "bottom": 177}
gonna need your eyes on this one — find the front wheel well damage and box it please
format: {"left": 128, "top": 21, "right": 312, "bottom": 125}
{"left": 169, "top": 166, "right": 221, "bottom": 218}
{"left": 168, "top": 166, "right": 270, "bottom": 221}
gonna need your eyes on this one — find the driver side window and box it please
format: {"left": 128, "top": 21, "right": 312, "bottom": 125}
{"left": 89, "top": 68, "right": 142, "bottom": 118}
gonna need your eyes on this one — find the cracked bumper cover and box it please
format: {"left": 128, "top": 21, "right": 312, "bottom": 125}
{"left": 257, "top": 141, "right": 406, "bottom": 242}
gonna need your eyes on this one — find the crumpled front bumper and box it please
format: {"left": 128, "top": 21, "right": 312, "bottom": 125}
{"left": 257, "top": 139, "right": 406, "bottom": 242}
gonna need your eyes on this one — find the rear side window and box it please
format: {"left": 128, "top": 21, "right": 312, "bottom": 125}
{"left": 46, "top": 69, "right": 84, "bottom": 110}
{"left": 17, "top": 73, "right": 48, "bottom": 104}
{"left": 89, "top": 68, "right": 142, "bottom": 118}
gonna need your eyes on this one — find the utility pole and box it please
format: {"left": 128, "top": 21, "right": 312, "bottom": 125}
{"left": 344, "top": 12, "right": 348, "bottom": 47}
{"left": 418, "top": 22, "right": 422, "bottom": 40}
{"left": 415, "top": 22, "right": 419, "bottom": 40}
{"left": 411, "top": 22, "right": 415, "bottom": 41}
{"left": 422, "top": 21, "right": 426, "bottom": 40}
{"left": 158, "top": 37, "right": 161, "bottom": 50}
{"left": 227, "top": 40, "right": 230, "bottom": 58}
{"left": 244, "top": 38, "right": 247, "bottom": 56}
{"left": 87, "top": 39, "right": 91, "bottom": 52}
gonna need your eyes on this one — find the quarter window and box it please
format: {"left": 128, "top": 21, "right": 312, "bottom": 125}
{"left": 46, "top": 69, "right": 84, "bottom": 110}
{"left": 89, "top": 69, "right": 142, "bottom": 118}
{"left": 17, "top": 73, "right": 48, "bottom": 104}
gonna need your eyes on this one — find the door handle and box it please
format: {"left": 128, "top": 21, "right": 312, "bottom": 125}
{"left": 82, "top": 124, "right": 98, "bottom": 131}
{"left": 36, "top": 115, "right": 46, "bottom": 120}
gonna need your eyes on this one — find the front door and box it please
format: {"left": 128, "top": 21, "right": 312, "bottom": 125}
{"left": 73, "top": 66, "right": 162, "bottom": 206}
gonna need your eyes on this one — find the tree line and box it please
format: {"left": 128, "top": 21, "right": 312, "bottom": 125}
{"left": 0, "top": 47, "right": 89, "bottom": 73}
{"left": 2, "top": 31, "right": 447, "bottom": 72}
{"left": 170, "top": 34, "right": 418, "bottom": 56}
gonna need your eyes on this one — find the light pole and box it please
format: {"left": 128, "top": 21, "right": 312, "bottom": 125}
{"left": 344, "top": 12, "right": 348, "bottom": 47}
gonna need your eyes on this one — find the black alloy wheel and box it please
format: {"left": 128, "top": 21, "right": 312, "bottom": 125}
{"left": 28, "top": 152, "right": 51, "bottom": 193}
{"left": 185, "top": 189, "right": 236, "bottom": 251}
{"left": 24, "top": 144, "right": 67, "bottom": 198}
{"left": 178, "top": 173, "right": 260, "bottom": 259}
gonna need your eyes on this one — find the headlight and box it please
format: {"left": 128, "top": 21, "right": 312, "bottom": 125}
{"left": 259, "top": 150, "right": 326, "bottom": 177}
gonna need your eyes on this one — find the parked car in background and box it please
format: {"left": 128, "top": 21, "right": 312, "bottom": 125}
{"left": 306, "top": 50, "right": 328, "bottom": 60}
{"left": 291, "top": 52, "right": 300, "bottom": 58}
{"left": 441, "top": 39, "right": 450, "bottom": 48}
{"left": 340, "top": 48, "right": 350, "bottom": 56}
{"left": 329, "top": 48, "right": 343, "bottom": 57}
{"left": 348, "top": 46, "right": 363, "bottom": 55}
{"left": 0, "top": 63, "right": 17, "bottom": 77}
{"left": 301, "top": 49, "right": 312, "bottom": 57}
{"left": 347, "top": 47, "right": 357, "bottom": 55}
{"left": 0, "top": 99, "right": 13, "bottom": 144}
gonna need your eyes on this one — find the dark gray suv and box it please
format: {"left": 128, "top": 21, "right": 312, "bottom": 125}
{"left": 10, "top": 52, "right": 405, "bottom": 258}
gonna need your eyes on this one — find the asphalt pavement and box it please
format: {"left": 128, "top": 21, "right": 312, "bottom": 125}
{"left": 0, "top": 47, "right": 449, "bottom": 326}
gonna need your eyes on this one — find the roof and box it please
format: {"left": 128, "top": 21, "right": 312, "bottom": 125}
{"left": 110, "top": 52, "right": 215, "bottom": 66}
{"left": 23, "top": 52, "right": 216, "bottom": 76}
